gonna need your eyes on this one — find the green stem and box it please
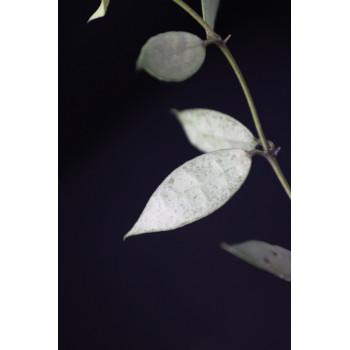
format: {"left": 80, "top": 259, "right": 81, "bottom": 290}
{"left": 172, "top": 0, "right": 291, "bottom": 199}
{"left": 216, "top": 43, "right": 269, "bottom": 151}
{"left": 267, "top": 155, "right": 291, "bottom": 199}
{"left": 172, "top": 0, "right": 218, "bottom": 38}
{"left": 216, "top": 43, "right": 291, "bottom": 199}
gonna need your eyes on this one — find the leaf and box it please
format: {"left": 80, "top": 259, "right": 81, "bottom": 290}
{"left": 87, "top": 0, "right": 110, "bottom": 23}
{"left": 173, "top": 108, "right": 258, "bottom": 153}
{"left": 220, "top": 240, "right": 291, "bottom": 281}
{"left": 201, "top": 0, "right": 221, "bottom": 30}
{"left": 124, "top": 149, "right": 252, "bottom": 240}
{"left": 136, "top": 32, "right": 206, "bottom": 82}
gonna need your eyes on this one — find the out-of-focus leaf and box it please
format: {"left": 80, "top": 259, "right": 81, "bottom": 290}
{"left": 201, "top": 0, "right": 220, "bottom": 30}
{"left": 136, "top": 31, "right": 206, "bottom": 82}
{"left": 124, "top": 149, "right": 251, "bottom": 240}
{"left": 221, "top": 240, "right": 291, "bottom": 281}
{"left": 173, "top": 108, "right": 257, "bottom": 153}
{"left": 87, "top": 0, "right": 110, "bottom": 23}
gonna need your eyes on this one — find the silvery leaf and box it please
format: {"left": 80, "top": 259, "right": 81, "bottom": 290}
{"left": 124, "top": 149, "right": 252, "bottom": 239}
{"left": 201, "top": 0, "right": 220, "bottom": 30}
{"left": 136, "top": 32, "right": 206, "bottom": 82}
{"left": 221, "top": 240, "right": 291, "bottom": 281}
{"left": 87, "top": 0, "right": 110, "bottom": 23}
{"left": 173, "top": 108, "right": 257, "bottom": 152}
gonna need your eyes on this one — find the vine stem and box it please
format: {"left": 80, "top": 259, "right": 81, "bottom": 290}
{"left": 172, "top": 0, "right": 291, "bottom": 200}
{"left": 172, "top": 0, "right": 218, "bottom": 38}
{"left": 266, "top": 155, "right": 291, "bottom": 199}
{"left": 217, "top": 43, "right": 269, "bottom": 151}
{"left": 218, "top": 43, "right": 291, "bottom": 200}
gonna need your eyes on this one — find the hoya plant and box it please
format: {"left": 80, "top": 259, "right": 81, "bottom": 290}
{"left": 88, "top": 0, "right": 291, "bottom": 281}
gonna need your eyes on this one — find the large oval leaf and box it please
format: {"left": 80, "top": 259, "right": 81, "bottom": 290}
{"left": 173, "top": 108, "right": 257, "bottom": 152}
{"left": 87, "top": 0, "right": 110, "bottom": 23}
{"left": 136, "top": 32, "right": 206, "bottom": 82}
{"left": 220, "top": 240, "right": 291, "bottom": 281}
{"left": 201, "top": 0, "right": 221, "bottom": 30}
{"left": 124, "top": 149, "right": 251, "bottom": 240}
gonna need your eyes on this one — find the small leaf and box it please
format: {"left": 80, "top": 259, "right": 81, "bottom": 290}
{"left": 136, "top": 32, "right": 206, "bottom": 82}
{"left": 201, "top": 0, "right": 221, "bottom": 30}
{"left": 124, "top": 149, "right": 251, "bottom": 240}
{"left": 87, "top": 0, "right": 110, "bottom": 23}
{"left": 220, "top": 240, "right": 291, "bottom": 281}
{"left": 173, "top": 108, "right": 257, "bottom": 153}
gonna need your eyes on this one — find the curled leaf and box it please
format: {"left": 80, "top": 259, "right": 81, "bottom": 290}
{"left": 201, "top": 0, "right": 221, "bottom": 30}
{"left": 124, "top": 149, "right": 252, "bottom": 240}
{"left": 87, "top": 0, "right": 110, "bottom": 23}
{"left": 136, "top": 31, "right": 206, "bottom": 82}
{"left": 220, "top": 240, "right": 291, "bottom": 281}
{"left": 173, "top": 108, "right": 257, "bottom": 152}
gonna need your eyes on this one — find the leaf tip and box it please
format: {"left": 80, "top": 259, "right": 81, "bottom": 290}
{"left": 87, "top": 13, "right": 99, "bottom": 23}
{"left": 171, "top": 108, "right": 185, "bottom": 125}
{"left": 123, "top": 231, "right": 133, "bottom": 241}
{"left": 219, "top": 241, "right": 231, "bottom": 251}
{"left": 123, "top": 225, "right": 142, "bottom": 241}
{"left": 87, "top": 0, "right": 110, "bottom": 23}
{"left": 170, "top": 108, "right": 179, "bottom": 117}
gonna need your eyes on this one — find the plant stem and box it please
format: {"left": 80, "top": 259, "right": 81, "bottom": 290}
{"left": 217, "top": 44, "right": 291, "bottom": 199}
{"left": 267, "top": 155, "right": 291, "bottom": 199}
{"left": 217, "top": 43, "right": 269, "bottom": 151}
{"left": 172, "top": 0, "right": 291, "bottom": 199}
{"left": 172, "top": 0, "right": 218, "bottom": 38}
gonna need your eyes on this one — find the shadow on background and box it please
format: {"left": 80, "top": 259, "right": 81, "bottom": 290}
{"left": 59, "top": 1, "right": 290, "bottom": 349}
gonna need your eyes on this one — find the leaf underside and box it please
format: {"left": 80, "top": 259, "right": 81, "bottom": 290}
{"left": 87, "top": 0, "right": 110, "bottom": 23}
{"left": 221, "top": 240, "right": 291, "bottom": 281}
{"left": 124, "top": 149, "right": 252, "bottom": 239}
{"left": 173, "top": 108, "right": 257, "bottom": 153}
{"left": 201, "top": 0, "right": 221, "bottom": 30}
{"left": 136, "top": 31, "right": 206, "bottom": 82}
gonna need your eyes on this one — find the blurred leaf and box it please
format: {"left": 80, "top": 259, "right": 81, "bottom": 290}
{"left": 201, "top": 0, "right": 220, "bottom": 30}
{"left": 87, "top": 0, "right": 110, "bottom": 23}
{"left": 173, "top": 108, "right": 257, "bottom": 153}
{"left": 221, "top": 240, "right": 291, "bottom": 281}
{"left": 136, "top": 31, "right": 206, "bottom": 82}
{"left": 124, "top": 149, "right": 251, "bottom": 239}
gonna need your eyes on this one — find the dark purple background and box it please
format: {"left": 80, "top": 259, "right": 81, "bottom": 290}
{"left": 59, "top": 0, "right": 291, "bottom": 349}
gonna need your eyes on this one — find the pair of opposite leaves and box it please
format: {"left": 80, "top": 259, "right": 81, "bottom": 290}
{"left": 124, "top": 0, "right": 253, "bottom": 238}
{"left": 123, "top": 1, "right": 248, "bottom": 238}
{"left": 125, "top": 109, "right": 291, "bottom": 282}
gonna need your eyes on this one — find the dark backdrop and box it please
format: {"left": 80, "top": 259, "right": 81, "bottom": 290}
{"left": 59, "top": 1, "right": 291, "bottom": 349}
